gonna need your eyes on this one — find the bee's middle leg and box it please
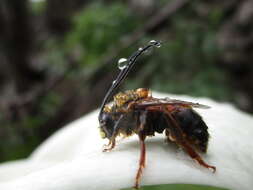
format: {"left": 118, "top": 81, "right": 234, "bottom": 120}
{"left": 134, "top": 111, "right": 148, "bottom": 189}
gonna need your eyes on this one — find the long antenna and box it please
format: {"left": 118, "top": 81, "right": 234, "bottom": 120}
{"left": 98, "top": 40, "right": 162, "bottom": 121}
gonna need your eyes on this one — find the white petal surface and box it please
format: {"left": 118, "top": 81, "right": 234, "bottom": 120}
{"left": 0, "top": 92, "right": 252, "bottom": 190}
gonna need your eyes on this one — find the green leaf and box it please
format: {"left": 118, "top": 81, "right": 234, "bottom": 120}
{"left": 122, "top": 184, "right": 228, "bottom": 190}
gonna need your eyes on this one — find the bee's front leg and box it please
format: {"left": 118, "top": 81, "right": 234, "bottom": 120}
{"left": 103, "top": 115, "right": 124, "bottom": 152}
{"left": 102, "top": 138, "right": 116, "bottom": 152}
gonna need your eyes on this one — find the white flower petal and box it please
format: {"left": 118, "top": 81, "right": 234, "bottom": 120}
{"left": 0, "top": 92, "right": 252, "bottom": 190}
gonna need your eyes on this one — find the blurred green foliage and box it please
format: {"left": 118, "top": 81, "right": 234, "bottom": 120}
{"left": 0, "top": 91, "right": 62, "bottom": 161}
{"left": 44, "top": 0, "right": 231, "bottom": 102}
{"left": 30, "top": 0, "right": 46, "bottom": 15}
{"left": 126, "top": 10, "right": 231, "bottom": 101}
{"left": 65, "top": 2, "right": 140, "bottom": 66}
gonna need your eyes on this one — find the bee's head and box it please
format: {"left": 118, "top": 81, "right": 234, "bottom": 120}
{"left": 99, "top": 112, "right": 115, "bottom": 139}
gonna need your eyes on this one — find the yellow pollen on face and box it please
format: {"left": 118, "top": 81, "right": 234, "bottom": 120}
{"left": 99, "top": 128, "right": 106, "bottom": 139}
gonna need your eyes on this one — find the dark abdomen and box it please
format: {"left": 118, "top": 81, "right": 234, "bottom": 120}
{"left": 171, "top": 108, "right": 209, "bottom": 152}
{"left": 148, "top": 108, "right": 209, "bottom": 152}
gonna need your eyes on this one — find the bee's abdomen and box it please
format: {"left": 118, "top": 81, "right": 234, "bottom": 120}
{"left": 172, "top": 108, "right": 209, "bottom": 152}
{"left": 118, "top": 111, "right": 167, "bottom": 137}
{"left": 145, "top": 112, "right": 168, "bottom": 135}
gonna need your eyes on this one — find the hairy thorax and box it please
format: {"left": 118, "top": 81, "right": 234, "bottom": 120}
{"left": 103, "top": 88, "right": 151, "bottom": 113}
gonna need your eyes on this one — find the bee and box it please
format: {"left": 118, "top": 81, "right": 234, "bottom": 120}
{"left": 98, "top": 40, "right": 216, "bottom": 189}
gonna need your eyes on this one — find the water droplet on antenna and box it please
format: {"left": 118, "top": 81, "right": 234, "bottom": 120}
{"left": 149, "top": 40, "right": 161, "bottom": 48}
{"left": 117, "top": 58, "right": 128, "bottom": 70}
{"left": 112, "top": 80, "right": 116, "bottom": 85}
{"left": 138, "top": 47, "right": 143, "bottom": 51}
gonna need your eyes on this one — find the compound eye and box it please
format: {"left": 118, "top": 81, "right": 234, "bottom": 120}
{"left": 100, "top": 112, "right": 109, "bottom": 123}
{"left": 99, "top": 112, "right": 114, "bottom": 139}
{"left": 99, "top": 119, "right": 106, "bottom": 126}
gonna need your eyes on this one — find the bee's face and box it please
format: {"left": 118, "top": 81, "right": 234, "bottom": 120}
{"left": 99, "top": 112, "right": 115, "bottom": 139}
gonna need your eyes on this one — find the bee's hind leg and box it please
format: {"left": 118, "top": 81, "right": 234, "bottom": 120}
{"left": 179, "top": 141, "right": 216, "bottom": 172}
{"left": 163, "top": 108, "right": 216, "bottom": 173}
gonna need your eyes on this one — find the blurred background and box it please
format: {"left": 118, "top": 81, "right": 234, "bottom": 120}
{"left": 0, "top": 0, "right": 252, "bottom": 173}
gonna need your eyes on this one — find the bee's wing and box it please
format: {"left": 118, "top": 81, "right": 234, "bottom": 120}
{"left": 135, "top": 97, "right": 211, "bottom": 109}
